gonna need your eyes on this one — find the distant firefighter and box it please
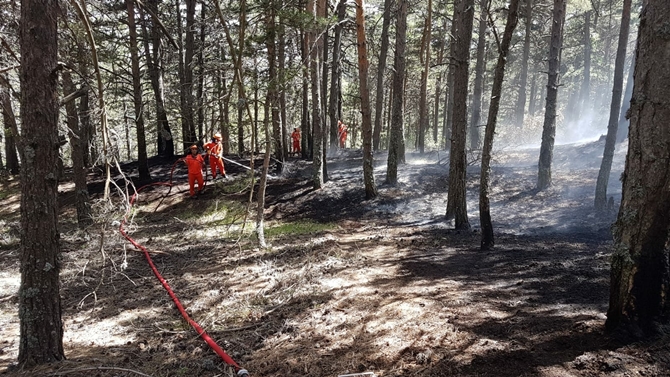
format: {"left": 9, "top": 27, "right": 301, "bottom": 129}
{"left": 291, "top": 127, "right": 301, "bottom": 155}
{"left": 204, "top": 133, "right": 226, "bottom": 179}
{"left": 337, "top": 120, "right": 348, "bottom": 148}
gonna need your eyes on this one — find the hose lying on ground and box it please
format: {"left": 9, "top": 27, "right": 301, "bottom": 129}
{"left": 118, "top": 158, "right": 249, "bottom": 376}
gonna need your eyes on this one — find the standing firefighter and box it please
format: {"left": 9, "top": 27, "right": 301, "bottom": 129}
{"left": 204, "top": 132, "right": 227, "bottom": 179}
{"left": 181, "top": 145, "right": 205, "bottom": 198}
{"left": 337, "top": 120, "right": 348, "bottom": 148}
{"left": 291, "top": 127, "right": 301, "bottom": 155}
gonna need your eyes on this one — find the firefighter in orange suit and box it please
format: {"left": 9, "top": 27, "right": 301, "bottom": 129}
{"left": 181, "top": 145, "right": 204, "bottom": 197}
{"left": 337, "top": 120, "right": 348, "bottom": 148}
{"left": 291, "top": 128, "right": 301, "bottom": 155}
{"left": 203, "top": 132, "right": 226, "bottom": 179}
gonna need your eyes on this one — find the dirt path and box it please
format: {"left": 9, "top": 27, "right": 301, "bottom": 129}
{"left": 1, "top": 141, "right": 670, "bottom": 376}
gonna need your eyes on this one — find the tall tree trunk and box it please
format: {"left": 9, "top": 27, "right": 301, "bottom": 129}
{"left": 444, "top": 10, "right": 458, "bottom": 151}
{"left": 606, "top": 0, "right": 670, "bottom": 335}
{"left": 616, "top": 55, "right": 635, "bottom": 143}
{"left": 480, "top": 0, "right": 520, "bottom": 250}
{"left": 320, "top": 0, "right": 329, "bottom": 183}
{"left": 63, "top": 71, "right": 92, "bottom": 228}
{"left": 309, "top": 0, "right": 324, "bottom": 188}
{"left": 385, "top": 0, "right": 408, "bottom": 185}
{"left": 354, "top": 0, "right": 377, "bottom": 199}
{"left": 470, "top": 0, "right": 488, "bottom": 150}
{"left": 372, "top": 0, "right": 393, "bottom": 151}
{"left": 195, "top": 4, "right": 206, "bottom": 140}
{"left": 127, "top": 0, "right": 150, "bottom": 180}
{"left": 219, "top": 47, "right": 231, "bottom": 155}
{"left": 321, "top": 3, "right": 330, "bottom": 151}
{"left": 18, "top": 0, "right": 64, "bottom": 365}
{"left": 123, "top": 102, "right": 132, "bottom": 161}
{"left": 176, "top": 0, "right": 188, "bottom": 152}
{"left": 417, "top": 0, "right": 431, "bottom": 154}
{"left": 145, "top": 0, "right": 173, "bottom": 158}
{"left": 528, "top": 70, "right": 538, "bottom": 115}
{"left": 433, "top": 30, "right": 445, "bottom": 144}
{"left": 237, "top": 0, "right": 247, "bottom": 155}
{"left": 253, "top": 66, "right": 260, "bottom": 153}
{"left": 594, "top": 0, "right": 632, "bottom": 211}
{"left": 329, "top": 0, "right": 346, "bottom": 150}
{"left": 183, "top": 0, "right": 197, "bottom": 148}
{"left": 301, "top": 31, "right": 311, "bottom": 159}
{"left": 266, "top": 2, "right": 283, "bottom": 173}
{"left": 537, "top": 0, "right": 566, "bottom": 190}
{"left": 578, "top": 10, "right": 592, "bottom": 117}
{"left": 445, "top": 0, "right": 474, "bottom": 230}
{"left": 0, "top": 84, "right": 19, "bottom": 175}
{"left": 77, "top": 70, "right": 95, "bottom": 168}
{"left": 256, "top": 95, "right": 272, "bottom": 248}
{"left": 278, "top": 31, "right": 289, "bottom": 161}
{"left": 515, "top": 0, "right": 532, "bottom": 128}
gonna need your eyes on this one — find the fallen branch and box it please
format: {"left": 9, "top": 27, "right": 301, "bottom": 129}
{"left": 49, "top": 366, "right": 153, "bottom": 377}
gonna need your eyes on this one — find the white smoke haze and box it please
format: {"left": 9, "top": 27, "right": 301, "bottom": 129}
{"left": 556, "top": 106, "right": 607, "bottom": 145}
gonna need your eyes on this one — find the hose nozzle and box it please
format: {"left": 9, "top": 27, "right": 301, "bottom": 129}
{"left": 237, "top": 369, "right": 250, "bottom": 377}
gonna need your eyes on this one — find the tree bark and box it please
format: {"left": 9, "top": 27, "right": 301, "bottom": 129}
{"left": 417, "top": 0, "right": 431, "bottom": 154}
{"left": 606, "top": 0, "right": 670, "bottom": 335}
{"left": 266, "top": 2, "right": 283, "bottom": 173}
{"left": 183, "top": 0, "right": 197, "bottom": 148}
{"left": 594, "top": 0, "right": 632, "bottom": 211}
{"left": 175, "top": 0, "right": 188, "bottom": 152}
{"left": 470, "top": 0, "right": 488, "bottom": 150}
{"left": 145, "top": 0, "right": 173, "bottom": 158}
{"left": 528, "top": 70, "right": 538, "bottom": 115}
{"left": 329, "top": 0, "right": 346, "bottom": 150}
{"left": 372, "top": 0, "right": 393, "bottom": 151}
{"left": 63, "top": 71, "right": 92, "bottom": 228}
{"left": 0, "top": 84, "right": 19, "bottom": 175}
{"left": 18, "top": 0, "right": 65, "bottom": 365}
{"left": 301, "top": 30, "right": 311, "bottom": 159}
{"left": 237, "top": 0, "right": 247, "bottom": 155}
{"left": 480, "top": 0, "right": 520, "bottom": 250}
{"left": 537, "top": 0, "right": 566, "bottom": 190}
{"left": 278, "top": 32, "right": 289, "bottom": 162}
{"left": 514, "top": 0, "right": 532, "bottom": 128}
{"left": 445, "top": 0, "right": 474, "bottom": 230}
{"left": 256, "top": 95, "right": 272, "bottom": 248}
{"left": 578, "top": 10, "right": 592, "bottom": 118}
{"left": 444, "top": 11, "right": 458, "bottom": 151}
{"left": 385, "top": 0, "right": 408, "bottom": 185}
{"left": 433, "top": 29, "right": 445, "bottom": 144}
{"left": 126, "top": 0, "right": 150, "bottom": 181}
{"left": 354, "top": 0, "right": 377, "bottom": 199}
{"left": 309, "top": 0, "right": 324, "bottom": 188}
{"left": 195, "top": 3, "right": 206, "bottom": 141}
{"left": 218, "top": 47, "right": 231, "bottom": 155}
{"left": 616, "top": 55, "right": 635, "bottom": 143}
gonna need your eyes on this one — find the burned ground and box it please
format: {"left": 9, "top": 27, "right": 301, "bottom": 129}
{"left": 1, "top": 140, "right": 669, "bottom": 377}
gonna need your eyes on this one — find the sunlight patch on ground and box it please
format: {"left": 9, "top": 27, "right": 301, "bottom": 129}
{"left": 0, "top": 274, "right": 19, "bottom": 297}
{"left": 63, "top": 308, "right": 151, "bottom": 348}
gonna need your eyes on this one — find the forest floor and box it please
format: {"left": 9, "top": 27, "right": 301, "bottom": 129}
{"left": 2, "top": 139, "right": 670, "bottom": 377}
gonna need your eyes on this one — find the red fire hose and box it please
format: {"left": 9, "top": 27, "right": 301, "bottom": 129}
{"left": 118, "top": 157, "right": 249, "bottom": 376}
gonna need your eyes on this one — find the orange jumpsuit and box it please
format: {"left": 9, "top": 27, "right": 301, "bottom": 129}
{"left": 291, "top": 130, "right": 301, "bottom": 154}
{"left": 203, "top": 140, "right": 226, "bottom": 178}
{"left": 338, "top": 124, "right": 347, "bottom": 148}
{"left": 183, "top": 154, "right": 204, "bottom": 196}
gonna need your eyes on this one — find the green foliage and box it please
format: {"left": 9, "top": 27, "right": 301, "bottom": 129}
{"left": 265, "top": 220, "right": 336, "bottom": 238}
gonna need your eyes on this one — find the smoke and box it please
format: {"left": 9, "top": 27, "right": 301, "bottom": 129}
{"left": 556, "top": 105, "right": 608, "bottom": 145}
